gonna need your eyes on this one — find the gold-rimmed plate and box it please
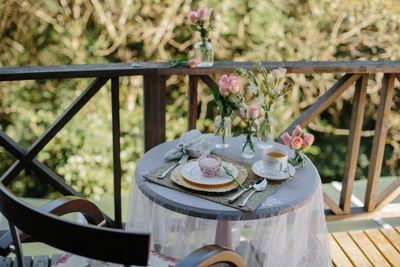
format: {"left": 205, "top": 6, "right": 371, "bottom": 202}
{"left": 170, "top": 160, "right": 247, "bottom": 193}
{"left": 181, "top": 161, "right": 239, "bottom": 186}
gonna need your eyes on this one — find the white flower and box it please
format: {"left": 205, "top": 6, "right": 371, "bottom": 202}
{"left": 248, "top": 81, "right": 259, "bottom": 95}
{"left": 273, "top": 85, "right": 280, "bottom": 95}
{"left": 255, "top": 94, "right": 265, "bottom": 105}
{"left": 271, "top": 69, "right": 283, "bottom": 78}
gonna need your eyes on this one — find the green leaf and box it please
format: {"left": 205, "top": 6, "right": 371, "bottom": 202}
{"left": 179, "top": 55, "right": 188, "bottom": 61}
{"left": 232, "top": 130, "right": 242, "bottom": 137}
{"left": 212, "top": 86, "right": 220, "bottom": 99}
{"left": 190, "top": 25, "right": 200, "bottom": 32}
{"left": 169, "top": 54, "right": 190, "bottom": 68}
{"left": 216, "top": 100, "right": 224, "bottom": 114}
{"left": 226, "top": 107, "right": 232, "bottom": 116}
{"left": 228, "top": 100, "right": 239, "bottom": 110}
{"left": 169, "top": 59, "right": 179, "bottom": 67}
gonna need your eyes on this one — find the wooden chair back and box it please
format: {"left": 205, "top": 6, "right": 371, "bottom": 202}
{"left": 0, "top": 184, "right": 151, "bottom": 266}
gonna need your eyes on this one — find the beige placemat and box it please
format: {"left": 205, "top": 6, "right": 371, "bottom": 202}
{"left": 143, "top": 155, "right": 287, "bottom": 212}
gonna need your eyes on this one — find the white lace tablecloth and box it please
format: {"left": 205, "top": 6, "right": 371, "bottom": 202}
{"left": 126, "top": 137, "right": 331, "bottom": 266}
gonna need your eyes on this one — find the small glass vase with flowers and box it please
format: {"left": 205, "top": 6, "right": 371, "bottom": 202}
{"left": 212, "top": 75, "right": 240, "bottom": 149}
{"left": 280, "top": 125, "right": 314, "bottom": 168}
{"left": 237, "top": 104, "right": 259, "bottom": 159}
{"left": 236, "top": 63, "right": 292, "bottom": 149}
{"left": 187, "top": 7, "right": 216, "bottom": 67}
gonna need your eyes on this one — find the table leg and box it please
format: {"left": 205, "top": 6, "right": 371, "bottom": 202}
{"left": 214, "top": 220, "right": 232, "bottom": 248}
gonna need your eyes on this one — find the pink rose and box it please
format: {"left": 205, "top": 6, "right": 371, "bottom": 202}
{"left": 219, "top": 75, "right": 230, "bottom": 95}
{"left": 281, "top": 132, "right": 293, "bottom": 147}
{"left": 219, "top": 86, "right": 230, "bottom": 96}
{"left": 196, "top": 6, "right": 209, "bottom": 20}
{"left": 249, "top": 105, "right": 259, "bottom": 119}
{"left": 187, "top": 11, "right": 198, "bottom": 24}
{"left": 219, "top": 74, "right": 228, "bottom": 86}
{"left": 219, "top": 75, "right": 241, "bottom": 95}
{"left": 291, "top": 136, "right": 303, "bottom": 150}
{"left": 302, "top": 133, "right": 314, "bottom": 149}
{"left": 188, "top": 59, "right": 200, "bottom": 68}
{"left": 291, "top": 125, "right": 303, "bottom": 137}
{"left": 229, "top": 76, "right": 240, "bottom": 93}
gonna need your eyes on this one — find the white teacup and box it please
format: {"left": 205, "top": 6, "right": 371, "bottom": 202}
{"left": 262, "top": 147, "right": 288, "bottom": 174}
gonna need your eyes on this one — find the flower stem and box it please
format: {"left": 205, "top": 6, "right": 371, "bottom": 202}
{"left": 222, "top": 165, "right": 245, "bottom": 189}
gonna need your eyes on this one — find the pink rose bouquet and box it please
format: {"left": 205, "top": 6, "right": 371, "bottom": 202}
{"left": 187, "top": 7, "right": 216, "bottom": 40}
{"left": 280, "top": 125, "right": 314, "bottom": 167}
{"left": 213, "top": 75, "right": 240, "bottom": 146}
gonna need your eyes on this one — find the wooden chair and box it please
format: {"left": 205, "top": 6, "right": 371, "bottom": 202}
{"left": 0, "top": 183, "right": 245, "bottom": 267}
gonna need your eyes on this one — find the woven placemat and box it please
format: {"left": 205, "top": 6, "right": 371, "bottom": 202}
{"left": 143, "top": 155, "right": 287, "bottom": 212}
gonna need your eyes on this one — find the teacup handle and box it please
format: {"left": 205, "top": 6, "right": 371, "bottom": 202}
{"left": 278, "top": 162, "right": 287, "bottom": 173}
{"left": 278, "top": 162, "right": 283, "bottom": 172}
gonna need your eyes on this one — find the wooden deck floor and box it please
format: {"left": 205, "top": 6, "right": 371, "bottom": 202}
{"left": 330, "top": 227, "right": 400, "bottom": 266}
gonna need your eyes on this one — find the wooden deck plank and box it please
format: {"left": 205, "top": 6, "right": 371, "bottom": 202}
{"left": 348, "top": 230, "right": 390, "bottom": 266}
{"left": 364, "top": 229, "right": 400, "bottom": 266}
{"left": 332, "top": 232, "right": 372, "bottom": 266}
{"left": 329, "top": 234, "right": 354, "bottom": 266}
{"left": 380, "top": 228, "right": 400, "bottom": 254}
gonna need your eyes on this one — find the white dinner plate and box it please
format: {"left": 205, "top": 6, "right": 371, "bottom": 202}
{"left": 252, "top": 160, "right": 296, "bottom": 180}
{"left": 181, "top": 161, "right": 238, "bottom": 185}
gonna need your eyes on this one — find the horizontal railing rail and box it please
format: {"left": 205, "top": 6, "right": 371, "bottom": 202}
{"left": 1, "top": 60, "right": 400, "bottom": 81}
{"left": 0, "top": 60, "right": 399, "bottom": 223}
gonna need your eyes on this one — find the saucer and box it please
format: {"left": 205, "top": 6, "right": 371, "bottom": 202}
{"left": 251, "top": 160, "right": 295, "bottom": 180}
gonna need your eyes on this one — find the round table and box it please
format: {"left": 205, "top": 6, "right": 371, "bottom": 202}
{"left": 126, "top": 137, "right": 331, "bottom": 266}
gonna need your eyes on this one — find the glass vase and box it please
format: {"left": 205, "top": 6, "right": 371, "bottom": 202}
{"left": 242, "top": 135, "right": 256, "bottom": 159}
{"left": 288, "top": 150, "right": 307, "bottom": 168}
{"left": 214, "top": 115, "right": 231, "bottom": 149}
{"left": 257, "top": 115, "right": 274, "bottom": 149}
{"left": 194, "top": 37, "right": 214, "bottom": 67}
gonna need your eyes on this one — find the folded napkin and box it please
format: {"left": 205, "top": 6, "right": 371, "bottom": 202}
{"left": 164, "top": 130, "right": 215, "bottom": 161}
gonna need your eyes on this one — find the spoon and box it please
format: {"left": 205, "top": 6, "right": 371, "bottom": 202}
{"left": 238, "top": 179, "right": 267, "bottom": 207}
{"left": 284, "top": 165, "right": 296, "bottom": 180}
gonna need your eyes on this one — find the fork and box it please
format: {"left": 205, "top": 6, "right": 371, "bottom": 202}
{"left": 157, "top": 154, "right": 189, "bottom": 179}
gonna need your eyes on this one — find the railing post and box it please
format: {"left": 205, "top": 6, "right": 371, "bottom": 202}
{"left": 365, "top": 74, "right": 395, "bottom": 212}
{"left": 340, "top": 74, "right": 368, "bottom": 214}
{"left": 111, "top": 77, "right": 122, "bottom": 228}
{"left": 188, "top": 76, "right": 199, "bottom": 130}
{"left": 143, "top": 74, "right": 166, "bottom": 152}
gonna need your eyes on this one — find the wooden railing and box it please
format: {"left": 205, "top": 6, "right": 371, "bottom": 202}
{"left": 0, "top": 61, "right": 399, "bottom": 223}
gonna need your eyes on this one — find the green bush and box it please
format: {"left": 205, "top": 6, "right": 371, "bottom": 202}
{"left": 0, "top": 0, "right": 399, "bottom": 198}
